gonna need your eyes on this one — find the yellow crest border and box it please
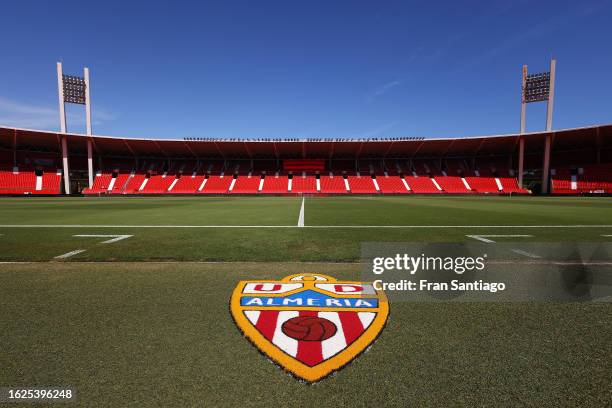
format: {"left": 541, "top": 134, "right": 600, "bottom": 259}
{"left": 230, "top": 273, "right": 389, "bottom": 383}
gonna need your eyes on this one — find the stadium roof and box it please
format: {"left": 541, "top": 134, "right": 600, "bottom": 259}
{"left": 1, "top": 124, "right": 610, "bottom": 159}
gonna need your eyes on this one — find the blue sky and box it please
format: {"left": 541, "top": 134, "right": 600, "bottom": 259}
{"left": 0, "top": 0, "right": 610, "bottom": 139}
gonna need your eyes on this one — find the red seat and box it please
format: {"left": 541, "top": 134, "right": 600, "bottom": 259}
{"left": 0, "top": 168, "right": 37, "bottom": 194}
{"left": 576, "top": 164, "right": 612, "bottom": 193}
{"left": 260, "top": 175, "right": 288, "bottom": 194}
{"left": 83, "top": 172, "right": 112, "bottom": 194}
{"left": 121, "top": 173, "right": 146, "bottom": 194}
{"left": 319, "top": 175, "right": 347, "bottom": 194}
{"left": 434, "top": 176, "right": 471, "bottom": 193}
{"left": 376, "top": 175, "right": 410, "bottom": 194}
{"left": 230, "top": 174, "right": 261, "bottom": 194}
{"left": 465, "top": 177, "right": 499, "bottom": 193}
{"left": 347, "top": 175, "right": 377, "bottom": 193}
{"left": 140, "top": 173, "right": 176, "bottom": 194}
{"left": 404, "top": 176, "right": 440, "bottom": 193}
{"left": 499, "top": 177, "right": 529, "bottom": 194}
{"left": 199, "top": 174, "right": 233, "bottom": 194}
{"left": 290, "top": 175, "right": 317, "bottom": 193}
{"left": 38, "top": 172, "right": 61, "bottom": 194}
{"left": 172, "top": 173, "right": 206, "bottom": 193}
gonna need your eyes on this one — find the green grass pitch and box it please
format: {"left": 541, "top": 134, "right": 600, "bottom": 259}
{"left": 1, "top": 196, "right": 611, "bottom": 406}
{"left": 0, "top": 196, "right": 611, "bottom": 262}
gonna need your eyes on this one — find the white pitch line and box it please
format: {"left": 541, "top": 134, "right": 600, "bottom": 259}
{"left": 510, "top": 249, "right": 542, "bottom": 259}
{"left": 297, "top": 197, "right": 305, "bottom": 228}
{"left": 4, "top": 259, "right": 612, "bottom": 266}
{"left": 73, "top": 234, "right": 133, "bottom": 244}
{"left": 54, "top": 249, "right": 86, "bottom": 259}
{"left": 466, "top": 234, "right": 533, "bottom": 243}
{"left": 466, "top": 235, "right": 494, "bottom": 243}
{"left": 0, "top": 225, "right": 611, "bottom": 229}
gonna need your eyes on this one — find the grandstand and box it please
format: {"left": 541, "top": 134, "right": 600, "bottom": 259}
{"left": 1, "top": 124, "right": 611, "bottom": 196}
{"left": 0, "top": 125, "right": 612, "bottom": 195}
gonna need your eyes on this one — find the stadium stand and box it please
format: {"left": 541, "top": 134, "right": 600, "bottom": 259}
{"left": 290, "top": 173, "right": 318, "bottom": 193}
{"left": 140, "top": 172, "right": 176, "bottom": 194}
{"left": 82, "top": 171, "right": 113, "bottom": 194}
{"left": 2, "top": 124, "right": 611, "bottom": 195}
{"left": 40, "top": 170, "right": 62, "bottom": 194}
{"left": 347, "top": 175, "right": 377, "bottom": 193}
{"left": 230, "top": 174, "right": 261, "bottom": 194}
{"left": 200, "top": 173, "right": 233, "bottom": 194}
{"left": 577, "top": 164, "right": 612, "bottom": 193}
{"left": 122, "top": 173, "right": 146, "bottom": 194}
{"left": 550, "top": 167, "right": 574, "bottom": 194}
{"left": 434, "top": 176, "right": 471, "bottom": 193}
{"left": 444, "top": 158, "right": 468, "bottom": 176}
{"left": 465, "top": 176, "right": 500, "bottom": 193}
{"left": 413, "top": 159, "right": 442, "bottom": 176}
{"left": 261, "top": 174, "right": 289, "bottom": 194}
{"left": 110, "top": 173, "right": 132, "bottom": 194}
{"left": 320, "top": 174, "right": 348, "bottom": 194}
{"left": 499, "top": 177, "right": 529, "bottom": 194}
{"left": 404, "top": 175, "right": 441, "bottom": 193}
{"left": 551, "top": 164, "right": 612, "bottom": 194}
{"left": 171, "top": 173, "right": 206, "bottom": 194}
{"left": 375, "top": 175, "right": 411, "bottom": 194}
{"left": 0, "top": 166, "right": 61, "bottom": 195}
{"left": 284, "top": 159, "right": 325, "bottom": 172}
{"left": 0, "top": 167, "right": 34, "bottom": 194}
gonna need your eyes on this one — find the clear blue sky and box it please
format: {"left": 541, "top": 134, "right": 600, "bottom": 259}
{"left": 0, "top": 0, "right": 610, "bottom": 139}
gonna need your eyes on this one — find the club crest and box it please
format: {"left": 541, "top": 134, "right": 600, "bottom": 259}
{"left": 230, "top": 273, "right": 389, "bottom": 382}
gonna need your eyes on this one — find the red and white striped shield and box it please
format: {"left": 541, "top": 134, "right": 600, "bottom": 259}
{"left": 230, "top": 273, "right": 389, "bottom": 382}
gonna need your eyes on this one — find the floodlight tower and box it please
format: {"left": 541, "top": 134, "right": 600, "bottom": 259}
{"left": 518, "top": 59, "right": 556, "bottom": 193}
{"left": 56, "top": 62, "right": 93, "bottom": 194}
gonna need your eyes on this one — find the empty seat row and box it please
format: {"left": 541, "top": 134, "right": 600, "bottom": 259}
{"left": 0, "top": 168, "right": 61, "bottom": 194}
{"left": 551, "top": 165, "right": 612, "bottom": 194}
{"left": 82, "top": 171, "right": 528, "bottom": 195}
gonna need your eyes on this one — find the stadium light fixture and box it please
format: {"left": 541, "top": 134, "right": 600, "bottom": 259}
{"left": 522, "top": 72, "right": 551, "bottom": 103}
{"left": 520, "top": 60, "right": 556, "bottom": 131}
{"left": 62, "top": 75, "right": 87, "bottom": 105}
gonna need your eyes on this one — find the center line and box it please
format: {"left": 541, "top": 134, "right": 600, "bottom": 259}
{"left": 297, "top": 197, "right": 305, "bottom": 227}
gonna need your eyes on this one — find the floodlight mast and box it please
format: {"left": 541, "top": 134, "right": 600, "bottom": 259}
{"left": 518, "top": 65, "right": 527, "bottom": 188}
{"left": 546, "top": 59, "right": 556, "bottom": 132}
{"left": 518, "top": 58, "right": 556, "bottom": 193}
{"left": 56, "top": 61, "right": 94, "bottom": 194}
{"left": 56, "top": 63, "right": 67, "bottom": 134}
{"left": 542, "top": 59, "right": 556, "bottom": 194}
{"left": 84, "top": 67, "right": 93, "bottom": 189}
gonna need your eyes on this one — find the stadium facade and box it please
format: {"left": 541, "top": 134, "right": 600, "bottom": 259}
{"left": 0, "top": 123, "right": 610, "bottom": 195}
